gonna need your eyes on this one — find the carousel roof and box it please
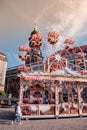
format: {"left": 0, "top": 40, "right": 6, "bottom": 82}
{"left": 17, "top": 68, "right": 87, "bottom": 82}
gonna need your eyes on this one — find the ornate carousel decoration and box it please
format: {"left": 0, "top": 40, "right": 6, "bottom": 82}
{"left": 30, "top": 33, "right": 42, "bottom": 48}
{"left": 18, "top": 46, "right": 31, "bottom": 61}
{"left": 48, "top": 31, "right": 59, "bottom": 45}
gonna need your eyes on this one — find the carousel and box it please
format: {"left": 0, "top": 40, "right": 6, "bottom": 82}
{"left": 17, "top": 29, "right": 87, "bottom": 119}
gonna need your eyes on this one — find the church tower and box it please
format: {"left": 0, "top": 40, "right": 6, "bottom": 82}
{"left": 25, "top": 25, "right": 43, "bottom": 70}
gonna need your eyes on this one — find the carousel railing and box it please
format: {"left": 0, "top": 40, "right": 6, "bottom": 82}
{"left": 20, "top": 97, "right": 87, "bottom": 118}
{"left": 21, "top": 104, "right": 55, "bottom": 118}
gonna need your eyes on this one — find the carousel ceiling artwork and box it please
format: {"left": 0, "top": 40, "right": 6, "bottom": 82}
{"left": 18, "top": 28, "right": 87, "bottom": 79}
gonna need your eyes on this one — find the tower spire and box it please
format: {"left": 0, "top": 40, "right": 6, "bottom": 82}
{"left": 34, "top": 22, "right": 37, "bottom": 31}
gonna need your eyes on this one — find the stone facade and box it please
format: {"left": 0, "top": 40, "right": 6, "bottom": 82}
{"left": 0, "top": 52, "right": 7, "bottom": 91}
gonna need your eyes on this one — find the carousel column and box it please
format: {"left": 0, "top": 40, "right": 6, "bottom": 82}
{"left": 44, "top": 63, "right": 46, "bottom": 72}
{"left": 77, "top": 83, "right": 82, "bottom": 117}
{"left": 48, "top": 58, "right": 50, "bottom": 73}
{"left": 68, "top": 83, "right": 71, "bottom": 114}
{"left": 55, "top": 82, "right": 59, "bottom": 118}
{"left": 19, "top": 78, "right": 24, "bottom": 103}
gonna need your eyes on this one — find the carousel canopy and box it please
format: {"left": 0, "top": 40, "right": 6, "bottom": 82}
{"left": 17, "top": 71, "right": 87, "bottom": 82}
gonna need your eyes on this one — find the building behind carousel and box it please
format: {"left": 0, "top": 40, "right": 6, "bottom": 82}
{"left": 0, "top": 52, "right": 7, "bottom": 91}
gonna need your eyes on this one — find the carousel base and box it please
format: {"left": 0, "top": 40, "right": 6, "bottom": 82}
{"left": 21, "top": 114, "right": 87, "bottom": 120}
{"left": 58, "top": 114, "right": 80, "bottom": 118}
{"left": 82, "top": 113, "right": 87, "bottom": 117}
{"left": 21, "top": 115, "right": 55, "bottom": 120}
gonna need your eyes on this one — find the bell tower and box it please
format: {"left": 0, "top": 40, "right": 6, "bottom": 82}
{"left": 25, "top": 25, "right": 43, "bottom": 69}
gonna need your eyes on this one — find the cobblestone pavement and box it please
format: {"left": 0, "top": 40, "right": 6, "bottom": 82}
{"left": 0, "top": 107, "right": 87, "bottom": 130}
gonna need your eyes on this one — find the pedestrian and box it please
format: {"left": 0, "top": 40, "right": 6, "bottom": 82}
{"left": 11, "top": 102, "right": 22, "bottom": 125}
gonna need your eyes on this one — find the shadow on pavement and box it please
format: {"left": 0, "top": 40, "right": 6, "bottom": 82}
{"left": 0, "top": 120, "right": 11, "bottom": 125}
{"left": 0, "top": 109, "right": 14, "bottom": 120}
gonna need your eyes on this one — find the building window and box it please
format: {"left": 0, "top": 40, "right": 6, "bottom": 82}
{"left": 72, "top": 67, "right": 76, "bottom": 71}
{"left": 35, "top": 57, "right": 37, "bottom": 63}
{"left": 80, "top": 66, "right": 85, "bottom": 70}
{"left": 70, "top": 51, "right": 74, "bottom": 54}
{"left": 33, "top": 65, "right": 44, "bottom": 71}
{"left": 77, "top": 49, "right": 81, "bottom": 53}
{"left": 61, "top": 52, "right": 66, "bottom": 56}
{"left": 84, "top": 48, "right": 87, "bottom": 53}
{"left": 69, "top": 61, "right": 75, "bottom": 65}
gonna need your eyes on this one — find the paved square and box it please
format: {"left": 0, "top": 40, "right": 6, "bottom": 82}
{"left": 0, "top": 108, "right": 87, "bottom": 130}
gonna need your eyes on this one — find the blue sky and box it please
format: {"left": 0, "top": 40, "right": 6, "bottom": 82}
{"left": 0, "top": 0, "right": 87, "bottom": 68}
